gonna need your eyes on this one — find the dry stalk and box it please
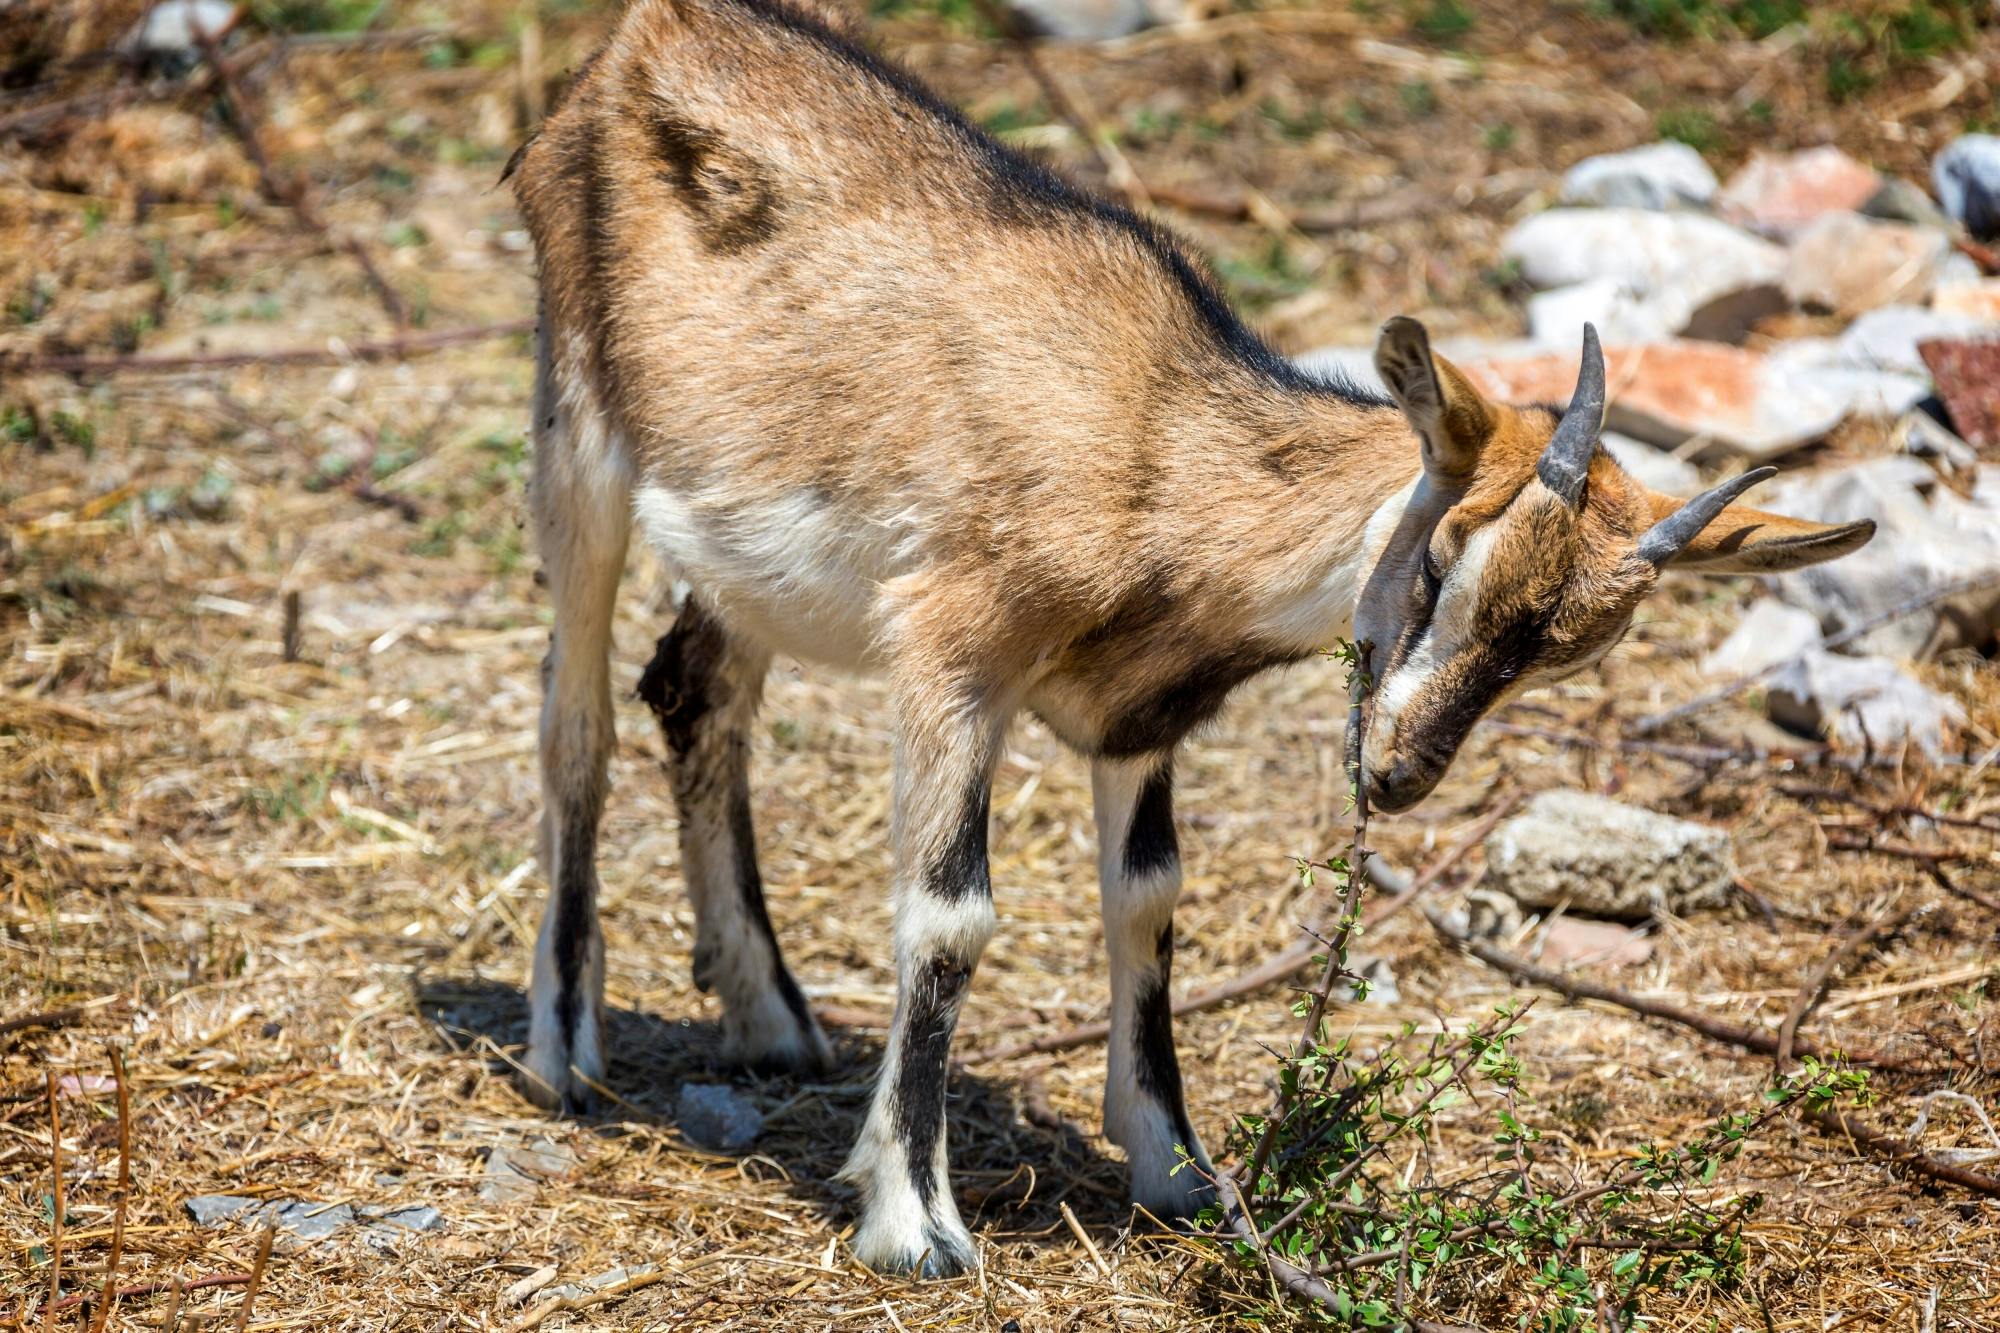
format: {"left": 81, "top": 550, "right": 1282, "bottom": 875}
{"left": 84, "top": 1049, "right": 130, "bottom": 1333}
{"left": 230, "top": 1227, "right": 275, "bottom": 1333}
{"left": 44, "top": 1071, "right": 61, "bottom": 1331}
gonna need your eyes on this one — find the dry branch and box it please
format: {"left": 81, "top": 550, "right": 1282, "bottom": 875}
{"left": 45, "top": 1070, "right": 62, "bottom": 1328}
{"left": 84, "top": 1049, "right": 131, "bottom": 1333}
{"left": 188, "top": 18, "right": 408, "bottom": 327}
{"left": 1805, "top": 1106, "right": 2000, "bottom": 1198}
{"left": 0, "top": 319, "right": 533, "bottom": 377}
{"left": 1422, "top": 905, "right": 1942, "bottom": 1076}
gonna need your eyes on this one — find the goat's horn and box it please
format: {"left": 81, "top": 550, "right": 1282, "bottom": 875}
{"left": 1635, "top": 466, "right": 1777, "bottom": 567}
{"left": 1535, "top": 323, "right": 1605, "bottom": 508}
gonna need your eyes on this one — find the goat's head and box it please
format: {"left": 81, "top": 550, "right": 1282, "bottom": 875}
{"left": 1354, "top": 317, "right": 1875, "bottom": 814}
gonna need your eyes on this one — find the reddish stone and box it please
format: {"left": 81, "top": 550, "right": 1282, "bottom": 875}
{"left": 1781, "top": 213, "right": 1949, "bottom": 315}
{"left": 1918, "top": 337, "right": 2000, "bottom": 450}
{"left": 1461, "top": 340, "right": 1843, "bottom": 460}
{"left": 1716, "top": 146, "right": 1881, "bottom": 238}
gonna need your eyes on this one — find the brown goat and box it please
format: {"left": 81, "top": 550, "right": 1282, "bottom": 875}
{"left": 507, "top": 0, "right": 1873, "bottom": 1275}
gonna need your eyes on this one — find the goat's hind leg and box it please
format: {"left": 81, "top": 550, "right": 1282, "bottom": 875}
{"left": 638, "top": 596, "right": 831, "bottom": 1072}
{"left": 524, "top": 344, "right": 631, "bottom": 1116}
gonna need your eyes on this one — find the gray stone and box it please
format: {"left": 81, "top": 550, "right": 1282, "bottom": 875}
{"left": 1560, "top": 141, "right": 1719, "bottom": 212}
{"left": 186, "top": 1195, "right": 259, "bottom": 1228}
{"left": 362, "top": 1203, "right": 443, "bottom": 1232}
{"left": 480, "top": 1137, "right": 578, "bottom": 1202}
{"left": 1895, "top": 411, "right": 1978, "bottom": 480}
{"left": 1700, "top": 600, "right": 1823, "bottom": 680}
{"left": 677, "top": 1083, "right": 763, "bottom": 1152}
{"left": 1762, "top": 337, "right": 1932, "bottom": 423}
{"left": 1768, "top": 650, "right": 1964, "bottom": 760}
{"left": 1603, "top": 432, "right": 1702, "bottom": 497}
{"left": 1933, "top": 134, "right": 2000, "bottom": 240}
{"left": 257, "top": 1200, "right": 356, "bottom": 1241}
{"left": 1483, "top": 790, "right": 1732, "bottom": 921}
{"left": 1863, "top": 177, "right": 1951, "bottom": 231}
{"left": 1763, "top": 456, "right": 2000, "bottom": 659}
{"left": 1502, "top": 210, "right": 1786, "bottom": 340}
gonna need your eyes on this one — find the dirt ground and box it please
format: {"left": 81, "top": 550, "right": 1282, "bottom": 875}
{"left": 5, "top": 1, "right": 2000, "bottom": 1329}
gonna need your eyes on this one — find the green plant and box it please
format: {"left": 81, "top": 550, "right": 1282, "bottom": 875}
{"left": 1204, "top": 642, "right": 1874, "bottom": 1328}
{"left": 1411, "top": 0, "right": 1475, "bottom": 43}
{"left": 1483, "top": 121, "right": 1517, "bottom": 152}
{"left": 1399, "top": 79, "right": 1440, "bottom": 118}
{"left": 1655, "top": 106, "right": 1718, "bottom": 152}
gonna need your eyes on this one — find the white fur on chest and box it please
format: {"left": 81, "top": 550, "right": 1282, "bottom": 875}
{"left": 632, "top": 483, "right": 914, "bottom": 670}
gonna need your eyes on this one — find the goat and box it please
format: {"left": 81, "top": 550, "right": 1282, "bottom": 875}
{"left": 505, "top": 0, "right": 1874, "bottom": 1276}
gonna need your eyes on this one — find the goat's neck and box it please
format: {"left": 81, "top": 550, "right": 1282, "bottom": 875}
{"left": 1162, "top": 383, "right": 1421, "bottom": 653}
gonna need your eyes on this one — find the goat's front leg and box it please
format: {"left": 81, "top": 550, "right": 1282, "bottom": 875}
{"left": 839, "top": 696, "right": 1002, "bottom": 1277}
{"left": 1092, "top": 757, "right": 1214, "bottom": 1222}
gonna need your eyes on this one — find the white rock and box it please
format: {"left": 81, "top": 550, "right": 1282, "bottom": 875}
{"left": 1293, "top": 345, "right": 1388, "bottom": 396}
{"left": 1560, "top": 142, "right": 1719, "bottom": 212}
{"left": 1527, "top": 279, "right": 1677, "bottom": 347}
{"left": 1502, "top": 210, "right": 1786, "bottom": 340}
{"left": 1005, "top": 0, "right": 1181, "bottom": 39}
{"left": 1764, "top": 455, "right": 2000, "bottom": 659}
{"left": 1764, "top": 336, "right": 1933, "bottom": 421}
{"left": 1768, "top": 650, "right": 1964, "bottom": 760}
{"left": 1782, "top": 213, "right": 1952, "bottom": 315}
{"left": 1933, "top": 134, "right": 2000, "bottom": 240}
{"left": 1602, "top": 432, "right": 1702, "bottom": 496}
{"left": 1483, "top": 790, "right": 1733, "bottom": 921}
{"left": 1700, "top": 600, "right": 1823, "bottom": 679}
{"left": 1836, "top": 305, "right": 1999, "bottom": 376}
{"left": 126, "top": 0, "right": 239, "bottom": 51}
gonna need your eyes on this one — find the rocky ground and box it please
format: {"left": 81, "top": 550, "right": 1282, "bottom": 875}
{"left": 5, "top": 1, "right": 2000, "bottom": 1330}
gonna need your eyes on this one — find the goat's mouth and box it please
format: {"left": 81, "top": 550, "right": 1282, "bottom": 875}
{"left": 1364, "top": 756, "right": 1444, "bottom": 814}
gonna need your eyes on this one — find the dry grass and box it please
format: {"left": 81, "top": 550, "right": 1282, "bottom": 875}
{"left": 5, "top": 2, "right": 2000, "bottom": 1328}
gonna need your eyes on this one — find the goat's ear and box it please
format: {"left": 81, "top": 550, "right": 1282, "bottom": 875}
{"left": 1638, "top": 488, "right": 1877, "bottom": 573}
{"left": 1374, "top": 316, "right": 1493, "bottom": 481}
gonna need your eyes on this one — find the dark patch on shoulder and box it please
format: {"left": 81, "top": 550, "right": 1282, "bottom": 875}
{"left": 925, "top": 783, "right": 992, "bottom": 903}
{"left": 1100, "top": 646, "right": 1305, "bottom": 757}
{"left": 637, "top": 598, "right": 733, "bottom": 756}
{"left": 892, "top": 954, "right": 973, "bottom": 1208}
{"left": 1123, "top": 765, "right": 1178, "bottom": 880}
{"left": 646, "top": 97, "right": 781, "bottom": 253}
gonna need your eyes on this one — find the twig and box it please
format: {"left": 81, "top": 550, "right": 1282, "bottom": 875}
{"left": 1823, "top": 830, "right": 1989, "bottom": 868}
{"left": 0, "top": 1004, "right": 98, "bottom": 1041}
{"left": 45, "top": 1071, "right": 62, "bottom": 1330}
{"left": 230, "top": 1227, "right": 274, "bottom": 1333}
{"left": 1921, "top": 861, "right": 2000, "bottom": 915}
{"left": 1776, "top": 781, "right": 2000, "bottom": 834}
{"left": 281, "top": 592, "right": 303, "bottom": 664}
{"left": 0, "top": 319, "right": 533, "bottom": 377}
{"left": 1060, "top": 1201, "right": 1111, "bottom": 1276}
{"left": 188, "top": 17, "right": 408, "bottom": 327}
{"left": 1804, "top": 1106, "right": 2000, "bottom": 1198}
{"left": 968, "top": 791, "right": 1514, "bottom": 1064}
{"left": 48, "top": 1274, "right": 250, "bottom": 1317}
{"left": 84, "top": 1050, "right": 131, "bottom": 1333}
{"left": 1423, "top": 905, "right": 1941, "bottom": 1076}
{"left": 1630, "top": 574, "right": 2000, "bottom": 735}
{"left": 1774, "top": 903, "right": 1918, "bottom": 1070}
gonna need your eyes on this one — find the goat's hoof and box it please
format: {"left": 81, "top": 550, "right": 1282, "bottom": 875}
{"left": 520, "top": 1044, "right": 604, "bottom": 1118}
{"left": 853, "top": 1222, "right": 978, "bottom": 1279}
{"left": 721, "top": 994, "right": 836, "bottom": 1076}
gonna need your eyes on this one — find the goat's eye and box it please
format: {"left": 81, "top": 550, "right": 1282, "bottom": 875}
{"left": 1420, "top": 549, "right": 1444, "bottom": 601}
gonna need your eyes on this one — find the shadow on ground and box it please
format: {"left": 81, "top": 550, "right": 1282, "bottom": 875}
{"left": 411, "top": 975, "right": 1137, "bottom": 1245}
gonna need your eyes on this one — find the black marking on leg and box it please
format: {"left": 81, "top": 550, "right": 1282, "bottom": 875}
{"left": 725, "top": 770, "right": 817, "bottom": 1039}
{"left": 1133, "top": 924, "right": 1198, "bottom": 1154}
{"left": 893, "top": 955, "right": 972, "bottom": 1210}
{"left": 553, "top": 808, "right": 596, "bottom": 1057}
{"left": 927, "top": 784, "right": 992, "bottom": 905}
{"left": 636, "top": 599, "right": 731, "bottom": 759}
{"left": 1122, "top": 765, "right": 1178, "bottom": 881}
